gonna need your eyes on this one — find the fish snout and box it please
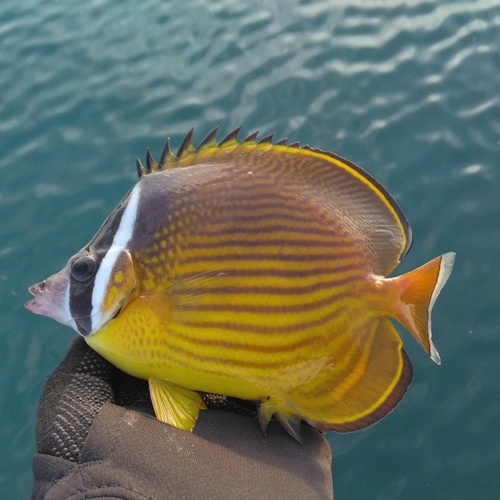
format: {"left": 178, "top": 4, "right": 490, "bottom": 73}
{"left": 25, "top": 268, "right": 74, "bottom": 328}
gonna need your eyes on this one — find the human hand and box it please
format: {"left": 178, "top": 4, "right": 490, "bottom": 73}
{"left": 31, "top": 336, "right": 334, "bottom": 499}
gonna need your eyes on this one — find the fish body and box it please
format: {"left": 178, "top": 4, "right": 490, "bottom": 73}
{"left": 26, "top": 128, "right": 454, "bottom": 440}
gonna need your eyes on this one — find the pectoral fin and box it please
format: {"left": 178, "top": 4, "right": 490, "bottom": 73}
{"left": 148, "top": 378, "right": 204, "bottom": 431}
{"left": 144, "top": 268, "right": 237, "bottom": 323}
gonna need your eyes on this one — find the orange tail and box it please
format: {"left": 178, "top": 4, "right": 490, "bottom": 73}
{"left": 392, "top": 252, "right": 455, "bottom": 365}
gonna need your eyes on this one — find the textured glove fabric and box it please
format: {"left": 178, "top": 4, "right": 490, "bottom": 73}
{"left": 36, "top": 337, "right": 258, "bottom": 462}
{"left": 35, "top": 338, "right": 117, "bottom": 462}
{"left": 32, "top": 337, "right": 334, "bottom": 499}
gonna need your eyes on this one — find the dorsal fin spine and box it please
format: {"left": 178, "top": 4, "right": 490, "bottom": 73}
{"left": 219, "top": 126, "right": 241, "bottom": 147}
{"left": 136, "top": 157, "right": 146, "bottom": 179}
{"left": 159, "top": 138, "right": 176, "bottom": 168}
{"left": 177, "top": 128, "right": 195, "bottom": 158}
{"left": 198, "top": 126, "right": 220, "bottom": 151}
{"left": 258, "top": 133, "right": 274, "bottom": 144}
{"left": 241, "top": 131, "right": 259, "bottom": 143}
{"left": 146, "top": 148, "right": 159, "bottom": 172}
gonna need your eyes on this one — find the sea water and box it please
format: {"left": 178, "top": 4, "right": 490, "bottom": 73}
{"left": 1, "top": 1, "right": 499, "bottom": 498}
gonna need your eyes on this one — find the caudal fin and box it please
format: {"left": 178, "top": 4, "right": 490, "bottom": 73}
{"left": 393, "top": 252, "right": 455, "bottom": 365}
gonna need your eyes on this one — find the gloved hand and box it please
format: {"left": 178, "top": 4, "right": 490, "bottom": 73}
{"left": 32, "top": 336, "right": 334, "bottom": 500}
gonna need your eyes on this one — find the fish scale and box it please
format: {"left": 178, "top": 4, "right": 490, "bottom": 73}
{"left": 26, "top": 126, "right": 454, "bottom": 442}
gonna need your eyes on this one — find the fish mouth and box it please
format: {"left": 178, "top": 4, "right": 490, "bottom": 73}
{"left": 25, "top": 268, "right": 75, "bottom": 329}
{"left": 28, "top": 280, "right": 46, "bottom": 297}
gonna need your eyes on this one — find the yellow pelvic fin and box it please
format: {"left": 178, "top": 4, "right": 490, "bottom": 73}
{"left": 391, "top": 252, "right": 455, "bottom": 365}
{"left": 148, "top": 378, "right": 204, "bottom": 432}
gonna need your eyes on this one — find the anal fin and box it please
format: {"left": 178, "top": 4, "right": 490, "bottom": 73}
{"left": 275, "top": 412, "right": 303, "bottom": 444}
{"left": 257, "top": 401, "right": 273, "bottom": 436}
{"left": 258, "top": 400, "right": 303, "bottom": 443}
{"left": 148, "top": 378, "right": 203, "bottom": 432}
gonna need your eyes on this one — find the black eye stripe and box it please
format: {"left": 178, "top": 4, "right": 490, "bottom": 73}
{"left": 68, "top": 253, "right": 103, "bottom": 336}
{"left": 68, "top": 188, "right": 131, "bottom": 336}
{"left": 69, "top": 278, "right": 96, "bottom": 336}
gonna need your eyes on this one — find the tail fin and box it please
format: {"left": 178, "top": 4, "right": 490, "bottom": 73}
{"left": 393, "top": 252, "right": 455, "bottom": 365}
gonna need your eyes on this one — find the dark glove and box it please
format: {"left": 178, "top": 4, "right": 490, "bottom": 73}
{"left": 32, "top": 336, "right": 334, "bottom": 499}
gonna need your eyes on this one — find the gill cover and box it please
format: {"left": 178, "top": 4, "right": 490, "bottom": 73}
{"left": 90, "top": 248, "right": 136, "bottom": 333}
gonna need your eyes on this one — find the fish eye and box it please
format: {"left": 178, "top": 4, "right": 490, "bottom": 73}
{"left": 69, "top": 255, "right": 97, "bottom": 282}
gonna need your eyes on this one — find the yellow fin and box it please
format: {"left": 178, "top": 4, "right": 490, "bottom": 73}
{"left": 167, "top": 268, "right": 235, "bottom": 296}
{"left": 148, "top": 378, "right": 203, "bottom": 431}
{"left": 303, "top": 317, "right": 413, "bottom": 433}
{"left": 162, "top": 268, "right": 236, "bottom": 322}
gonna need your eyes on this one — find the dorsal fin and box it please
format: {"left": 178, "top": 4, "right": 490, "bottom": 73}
{"left": 136, "top": 128, "right": 330, "bottom": 177}
{"left": 177, "top": 128, "right": 195, "bottom": 158}
{"left": 135, "top": 126, "right": 412, "bottom": 273}
{"left": 139, "top": 127, "right": 270, "bottom": 176}
{"left": 219, "top": 126, "right": 241, "bottom": 147}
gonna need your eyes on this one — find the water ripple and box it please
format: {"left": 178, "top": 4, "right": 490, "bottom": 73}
{"left": 1, "top": 0, "right": 500, "bottom": 498}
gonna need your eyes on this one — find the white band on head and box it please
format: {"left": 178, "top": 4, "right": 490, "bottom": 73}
{"left": 90, "top": 183, "right": 142, "bottom": 333}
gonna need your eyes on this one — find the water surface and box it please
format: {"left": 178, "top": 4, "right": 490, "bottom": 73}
{"left": 1, "top": 1, "right": 499, "bottom": 498}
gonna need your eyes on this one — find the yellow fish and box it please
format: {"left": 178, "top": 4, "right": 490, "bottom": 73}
{"left": 26, "top": 127, "right": 454, "bottom": 442}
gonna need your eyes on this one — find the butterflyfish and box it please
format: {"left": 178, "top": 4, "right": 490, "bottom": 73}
{"left": 26, "top": 127, "right": 455, "bottom": 442}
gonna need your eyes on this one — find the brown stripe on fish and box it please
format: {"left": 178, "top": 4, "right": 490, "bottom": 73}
{"left": 188, "top": 202, "right": 322, "bottom": 223}
{"left": 180, "top": 250, "right": 363, "bottom": 264}
{"left": 163, "top": 325, "right": 349, "bottom": 370}
{"left": 194, "top": 224, "right": 344, "bottom": 239}
{"left": 181, "top": 196, "right": 324, "bottom": 216}
{"left": 173, "top": 286, "right": 357, "bottom": 314}
{"left": 180, "top": 205, "right": 352, "bottom": 234}
{"left": 175, "top": 264, "right": 363, "bottom": 281}
{"left": 170, "top": 284, "right": 358, "bottom": 315}
{"left": 160, "top": 316, "right": 355, "bottom": 378}
{"left": 171, "top": 325, "right": 342, "bottom": 354}
{"left": 185, "top": 177, "right": 284, "bottom": 200}
{"left": 183, "top": 238, "right": 360, "bottom": 250}
{"left": 170, "top": 261, "right": 365, "bottom": 295}
{"left": 185, "top": 211, "right": 335, "bottom": 232}
{"left": 143, "top": 335, "right": 325, "bottom": 371}
{"left": 178, "top": 304, "right": 354, "bottom": 334}
{"left": 171, "top": 274, "right": 360, "bottom": 297}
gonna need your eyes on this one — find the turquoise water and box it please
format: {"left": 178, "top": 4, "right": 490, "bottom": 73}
{"left": 1, "top": 0, "right": 499, "bottom": 498}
